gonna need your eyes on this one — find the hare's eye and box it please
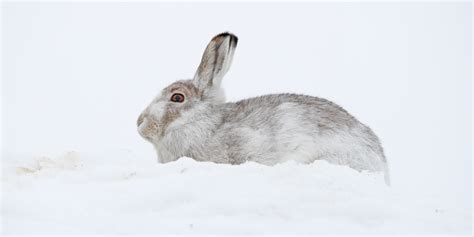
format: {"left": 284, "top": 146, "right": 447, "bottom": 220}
{"left": 170, "top": 93, "right": 185, "bottom": 103}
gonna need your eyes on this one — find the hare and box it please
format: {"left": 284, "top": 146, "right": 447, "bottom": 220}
{"left": 137, "top": 32, "right": 390, "bottom": 184}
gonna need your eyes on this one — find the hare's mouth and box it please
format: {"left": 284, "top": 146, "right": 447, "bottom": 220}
{"left": 137, "top": 117, "right": 160, "bottom": 141}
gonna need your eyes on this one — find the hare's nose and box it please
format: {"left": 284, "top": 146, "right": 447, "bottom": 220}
{"left": 137, "top": 113, "right": 145, "bottom": 127}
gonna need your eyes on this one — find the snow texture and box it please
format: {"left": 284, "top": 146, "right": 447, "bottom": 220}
{"left": 2, "top": 151, "right": 470, "bottom": 235}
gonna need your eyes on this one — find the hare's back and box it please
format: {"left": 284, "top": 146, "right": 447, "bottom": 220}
{"left": 218, "top": 94, "right": 385, "bottom": 170}
{"left": 223, "top": 93, "right": 358, "bottom": 131}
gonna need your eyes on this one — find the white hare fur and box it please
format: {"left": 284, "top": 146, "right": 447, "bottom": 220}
{"left": 137, "top": 33, "right": 390, "bottom": 184}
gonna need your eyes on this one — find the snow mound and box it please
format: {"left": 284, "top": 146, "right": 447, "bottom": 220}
{"left": 2, "top": 151, "right": 470, "bottom": 234}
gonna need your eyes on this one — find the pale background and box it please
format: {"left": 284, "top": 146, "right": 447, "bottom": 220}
{"left": 2, "top": 1, "right": 472, "bottom": 217}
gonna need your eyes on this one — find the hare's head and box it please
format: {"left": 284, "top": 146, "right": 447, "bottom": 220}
{"left": 137, "top": 33, "right": 238, "bottom": 142}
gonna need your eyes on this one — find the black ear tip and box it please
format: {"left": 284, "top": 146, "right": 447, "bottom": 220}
{"left": 230, "top": 34, "right": 238, "bottom": 46}
{"left": 213, "top": 32, "right": 238, "bottom": 45}
{"left": 215, "top": 32, "right": 235, "bottom": 38}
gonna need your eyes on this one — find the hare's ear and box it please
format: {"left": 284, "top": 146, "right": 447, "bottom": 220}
{"left": 193, "top": 32, "right": 238, "bottom": 93}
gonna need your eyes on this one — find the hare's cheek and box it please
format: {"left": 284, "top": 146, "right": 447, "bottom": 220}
{"left": 148, "top": 102, "right": 167, "bottom": 118}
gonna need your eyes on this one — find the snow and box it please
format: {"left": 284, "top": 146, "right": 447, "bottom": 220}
{"left": 1, "top": 150, "right": 470, "bottom": 234}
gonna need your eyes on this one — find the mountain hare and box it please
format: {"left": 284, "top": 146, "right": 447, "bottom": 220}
{"left": 137, "top": 33, "right": 390, "bottom": 184}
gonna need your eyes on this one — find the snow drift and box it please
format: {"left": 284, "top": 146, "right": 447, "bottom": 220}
{"left": 1, "top": 151, "right": 470, "bottom": 234}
